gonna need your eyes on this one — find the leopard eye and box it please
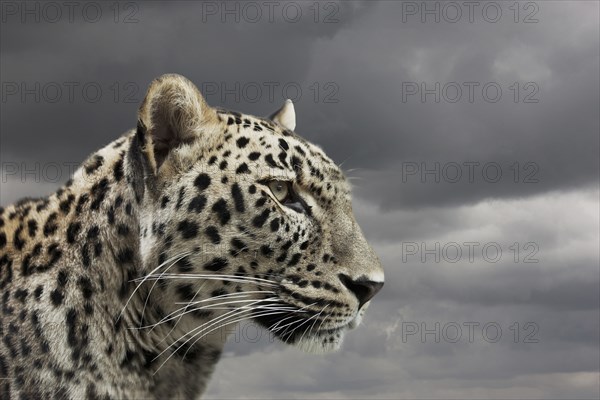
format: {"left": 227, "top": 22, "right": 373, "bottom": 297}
{"left": 268, "top": 180, "right": 290, "bottom": 202}
{"left": 264, "top": 179, "right": 309, "bottom": 214}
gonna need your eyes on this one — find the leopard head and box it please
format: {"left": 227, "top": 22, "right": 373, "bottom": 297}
{"left": 135, "top": 74, "right": 384, "bottom": 353}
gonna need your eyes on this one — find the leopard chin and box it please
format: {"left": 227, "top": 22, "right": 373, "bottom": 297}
{"left": 294, "top": 329, "right": 346, "bottom": 354}
{"left": 295, "top": 312, "right": 366, "bottom": 353}
{"left": 252, "top": 299, "right": 370, "bottom": 353}
{"left": 253, "top": 310, "right": 348, "bottom": 353}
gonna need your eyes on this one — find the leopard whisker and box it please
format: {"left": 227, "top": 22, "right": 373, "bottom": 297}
{"left": 139, "top": 253, "right": 193, "bottom": 328}
{"left": 154, "top": 297, "right": 278, "bottom": 361}
{"left": 298, "top": 305, "right": 327, "bottom": 344}
{"left": 134, "top": 273, "right": 278, "bottom": 284}
{"left": 118, "top": 251, "right": 193, "bottom": 322}
{"left": 147, "top": 299, "right": 295, "bottom": 330}
{"left": 151, "top": 280, "right": 209, "bottom": 346}
{"left": 268, "top": 314, "right": 295, "bottom": 332}
{"left": 178, "top": 308, "right": 294, "bottom": 365}
{"left": 135, "top": 273, "right": 278, "bottom": 287}
{"left": 346, "top": 176, "right": 364, "bottom": 182}
{"left": 314, "top": 302, "right": 332, "bottom": 333}
{"left": 153, "top": 300, "right": 288, "bottom": 373}
{"left": 162, "top": 299, "right": 311, "bottom": 363}
{"left": 173, "top": 290, "right": 275, "bottom": 306}
{"left": 135, "top": 298, "right": 286, "bottom": 330}
{"left": 270, "top": 301, "right": 319, "bottom": 334}
{"left": 153, "top": 309, "right": 250, "bottom": 373}
{"left": 166, "top": 280, "right": 208, "bottom": 337}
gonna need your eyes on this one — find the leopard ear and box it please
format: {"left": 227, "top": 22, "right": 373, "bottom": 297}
{"left": 269, "top": 99, "right": 296, "bottom": 131}
{"left": 137, "top": 74, "right": 216, "bottom": 170}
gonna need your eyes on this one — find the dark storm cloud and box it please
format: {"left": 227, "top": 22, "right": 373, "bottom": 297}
{"left": 297, "top": 1, "right": 599, "bottom": 209}
{"left": 0, "top": 1, "right": 373, "bottom": 166}
{"left": 1, "top": 1, "right": 598, "bottom": 209}
{"left": 1, "top": 1, "right": 598, "bottom": 398}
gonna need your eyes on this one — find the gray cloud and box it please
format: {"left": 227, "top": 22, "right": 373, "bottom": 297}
{"left": 3, "top": 1, "right": 597, "bottom": 209}
{"left": 1, "top": 1, "right": 598, "bottom": 398}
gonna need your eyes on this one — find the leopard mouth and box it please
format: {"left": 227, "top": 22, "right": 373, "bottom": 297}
{"left": 251, "top": 304, "right": 352, "bottom": 354}
{"left": 253, "top": 307, "right": 317, "bottom": 343}
{"left": 251, "top": 300, "right": 339, "bottom": 341}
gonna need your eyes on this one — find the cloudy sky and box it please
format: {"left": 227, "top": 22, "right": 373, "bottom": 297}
{"left": 1, "top": 1, "right": 599, "bottom": 398}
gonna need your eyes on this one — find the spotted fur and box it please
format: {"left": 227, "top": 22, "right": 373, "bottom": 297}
{"left": 0, "top": 74, "right": 384, "bottom": 399}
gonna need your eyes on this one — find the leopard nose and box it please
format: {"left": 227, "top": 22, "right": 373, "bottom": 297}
{"left": 338, "top": 274, "right": 384, "bottom": 309}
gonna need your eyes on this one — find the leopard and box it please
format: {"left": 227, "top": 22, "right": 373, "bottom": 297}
{"left": 0, "top": 74, "right": 384, "bottom": 399}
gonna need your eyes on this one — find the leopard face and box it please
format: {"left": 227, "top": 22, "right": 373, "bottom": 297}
{"left": 137, "top": 74, "right": 384, "bottom": 353}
